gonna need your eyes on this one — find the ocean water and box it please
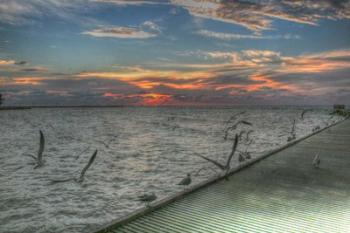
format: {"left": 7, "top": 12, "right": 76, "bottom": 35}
{"left": 0, "top": 107, "right": 344, "bottom": 233}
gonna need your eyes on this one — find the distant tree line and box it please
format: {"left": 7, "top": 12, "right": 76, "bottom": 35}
{"left": 0, "top": 93, "right": 3, "bottom": 106}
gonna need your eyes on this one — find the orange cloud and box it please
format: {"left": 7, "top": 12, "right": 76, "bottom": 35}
{"left": 103, "top": 92, "right": 172, "bottom": 106}
{"left": 214, "top": 73, "right": 297, "bottom": 93}
{"left": 103, "top": 92, "right": 124, "bottom": 98}
{"left": 4, "top": 48, "right": 345, "bottom": 107}
{"left": 77, "top": 49, "right": 350, "bottom": 102}
{"left": 204, "top": 49, "right": 350, "bottom": 74}
{"left": 0, "top": 59, "right": 15, "bottom": 65}
{"left": 77, "top": 68, "right": 215, "bottom": 90}
{"left": 136, "top": 93, "right": 172, "bottom": 106}
{"left": 247, "top": 74, "right": 297, "bottom": 92}
{"left": 9, "top": 77, "right": 47, "bottom": 85}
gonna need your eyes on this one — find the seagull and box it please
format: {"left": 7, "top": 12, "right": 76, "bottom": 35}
{"left": 312, "top": 154, "right": 320, "bottom": 168}
{"left": 224, "top": 120, "right": 252, "bottom": 140}
{"left": 313, "top": 126, "right": 321, "bottom": 132}
{"left": 194, "top": 134, "right": 239, "bottom": 178}
{"left": 25, "top": 130, "right": 45, "bottom": 169}
{"left": 238, "top": 153, "right": 245, "bottom": 163}
{"left": 50, "top": 150, "right": 98, "bottom": 184}
{"left": 177, "top": 173, "right": 191, "bottom": 186}
{"left": 243, "top": 151, "right": 251, "bottom": 160}
{"left": 76, "top": 150, "right": 98, "bottom": 183}
{"left": 287, "top": 135, "right": 296, "bottom": 142}
{"left": 300, "top": 109, "right": 312, "bottom": 120}
{"left": 225, "top": 111, "right": 246, "bottom": 126}
{"left": 138, "top": 192, "right": 157, "bottom": 206}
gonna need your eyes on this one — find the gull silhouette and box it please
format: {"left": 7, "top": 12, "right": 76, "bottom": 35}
{"left": 138, "top": 192, "right": 157, "bottom": 207}
{"left": 50, "top": 150, "right": 98, "bottom": 184}
{"left": 177, "top": 173, "right": 191, "bottom": 186}
{"left": 312, "top": 153, "right": 320, "bottom": 168}
{"left": 194, "top": 134, "right": 239, "bottom": 178}
{"left": 25, "top": 130, "right": 45, "bottom": 169}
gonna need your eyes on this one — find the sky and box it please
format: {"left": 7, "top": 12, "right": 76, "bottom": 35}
{"left": 0, "top": 0, "right": 350, "bottom": 106}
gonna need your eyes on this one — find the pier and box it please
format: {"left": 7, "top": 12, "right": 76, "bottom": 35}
{"left": 94, "top": 119, "right": 350, "bottom": 233}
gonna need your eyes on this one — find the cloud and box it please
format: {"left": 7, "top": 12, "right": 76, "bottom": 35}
{"left": 198, "top": 49, "right": 350, "bottom": 74}
{"left": 81, "top": 25, "right": 158, "bottom": 39}
{"left": 0, "top": 59, "right": 48, "bottom": 74}
{"left": 91, "top": 0, "right": 166, "bottom": 5}
{"left": 0, "top": 59, "right": 15, "bottom": 65}
{"left": 171, "top": 0, "right": 350, "bottom": 32}
{"left": 14, "top": 61, "right": 27, "bottom": 65}
{"left": 2, "top": 0, "right": 349, "bottom": 33}
{"left": 142, "top": 21, "right": 162, "bottom": 33}
{"left": 0, "top": 1, "right": 37, "bottom": 25}
{"left": 0, "top": 0, "right": 99, "bottom": 25}
{"left": 0, "top": 0, "right": 168, "bottom": 25}
{"left": 20, "top": 67, "right": 48, "bottom": 72}
{"left": 103, "top": 92, "right": 172, "bottom": 106}
{"left": 196, "top": 29, "right": 300, "bottom": 40}
{"left": 277, "top": 50, "right": 350, "bottom": 74}
{"left": 2, "top": 48, "right": 350, "bottom": 106}
{"left": 76, "top": 67, "right": 216, "bottom": 90}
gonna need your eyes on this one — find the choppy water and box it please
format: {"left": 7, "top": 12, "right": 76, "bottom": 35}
{"left": 0, "top": 107, "right": 344, "bottom": 233}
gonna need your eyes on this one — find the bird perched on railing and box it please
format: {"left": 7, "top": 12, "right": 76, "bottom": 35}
{"left": 138, "top": 193, "right": 157, "bottom": 207}
{"left": 312, "top": 154, "right": 320, "bottom": 168}
{"left": 177, "top": 173, "right": 191, "bottom": 186}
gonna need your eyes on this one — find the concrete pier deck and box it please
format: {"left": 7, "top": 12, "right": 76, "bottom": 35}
{"left": 95, "top": 119, "right": 350, "bottom": 233}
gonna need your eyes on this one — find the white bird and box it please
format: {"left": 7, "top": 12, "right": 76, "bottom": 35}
{"left": 312, "top": 154, "right": 320, "bottom": 168}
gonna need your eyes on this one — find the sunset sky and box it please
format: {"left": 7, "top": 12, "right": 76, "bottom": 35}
{"left": 1, "top": 0, "right": 350, "bottom": 106}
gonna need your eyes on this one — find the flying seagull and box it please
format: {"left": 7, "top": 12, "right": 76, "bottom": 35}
{"left": 177, "top": 173, "right": 191, "bottom": 186}
{"left": 138, "top": 192, "right": 157, "bottom": 206}
{"left": 50, "top": 150, "right": 98, "bottom": 184}
{"left": 194, "top": 134, "right": 239, "bottom": 178}
{"left": 225, "top": 111, "right": 246, "bottom": 126}
{"left": 301, "top": 109, "right": 312, "bottom": 120}
{"left": 312, "top": 154, "right": 320, "bottom": 168}
{"left": 25, "top": 130, "right": 45, "bottom": 169}
{"left": 76, "top": 150, "right": 98, "bottom": 183}
{"left": 224, "top": 120, "right": 252, "bottom": 140}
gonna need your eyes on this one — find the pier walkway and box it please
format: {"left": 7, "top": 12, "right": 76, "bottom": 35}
{"left": 94, "top": 119, "right": 350, "bottom": 233}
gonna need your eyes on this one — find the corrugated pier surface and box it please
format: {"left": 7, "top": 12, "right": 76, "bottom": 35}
{"left": 96, "top": 119, "right": 350, "bottom": 233}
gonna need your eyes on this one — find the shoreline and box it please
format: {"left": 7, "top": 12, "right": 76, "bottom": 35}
{"left": 0, "top": 105, "right": 345, "bottom": 110}
{"left": 0, "top": 107, "right": 32, "bottom": 111}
